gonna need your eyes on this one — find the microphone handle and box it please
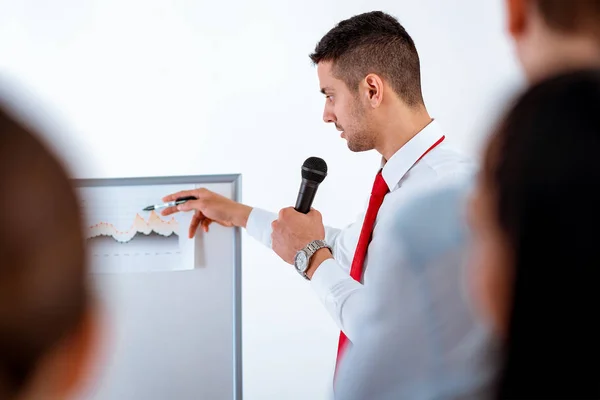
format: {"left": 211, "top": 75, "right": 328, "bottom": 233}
{"left": 295, "top": 179, "right": 319, "bottom": 214}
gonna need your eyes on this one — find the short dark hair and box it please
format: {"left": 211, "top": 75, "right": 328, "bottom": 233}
{"left": 534, "top": 0, "right": 600, "bottom": 37}
{"left": 309, "top": 11, "right": 424, "bottom": 107}
{"left": 483, "top": 69, "right": 600, "bottom": 399}
{"left": 0, "top": 107, "right": 89, "bottom": 398}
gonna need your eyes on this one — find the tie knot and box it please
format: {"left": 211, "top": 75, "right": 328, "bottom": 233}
{"left": 372, "top": 171, "right": 389, "bottom": 197}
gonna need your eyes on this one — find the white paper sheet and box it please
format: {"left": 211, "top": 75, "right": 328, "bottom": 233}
{"left": 78, "top": 184, "right": 198, "bottom": 273}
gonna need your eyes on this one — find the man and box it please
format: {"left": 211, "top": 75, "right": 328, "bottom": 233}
{"left": 162, "top": 10, "right": 474, "bottom": 373}
{"left": 334, "top": 1, "right": 600, "bottom": 398}
{"left": 505, "top": 0, "right": 600, "bottom": 83}
{"left": 0, "top": 105, "right": 97, "bottom": 399}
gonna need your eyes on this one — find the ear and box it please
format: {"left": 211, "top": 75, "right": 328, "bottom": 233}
{"left": 363, "top": 74, "right": 384, "bottom": 108}
{"left": 506, "top": 0, "right": 527, "bottom": 37}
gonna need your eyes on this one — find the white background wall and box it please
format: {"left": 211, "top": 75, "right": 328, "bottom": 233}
{"left": 0, "top": 1, "right": 523, "bottom": 399}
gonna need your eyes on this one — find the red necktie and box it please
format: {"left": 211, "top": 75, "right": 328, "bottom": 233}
{"left": 334, "top": 135, "right": 445, "bottom": 370}
{"left": 335, "top": 170, "right": 389, "bottom": 365}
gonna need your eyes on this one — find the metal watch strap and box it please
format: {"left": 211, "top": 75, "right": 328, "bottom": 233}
{"left": 300, "top": 240, "right": 332, "bottom": 280}
{"left": 305, "top": 240, "right": 329, "bottom": 257}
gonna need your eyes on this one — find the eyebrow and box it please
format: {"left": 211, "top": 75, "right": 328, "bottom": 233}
{"left": 320, "top": 87, "right": 333, "bottom": 95}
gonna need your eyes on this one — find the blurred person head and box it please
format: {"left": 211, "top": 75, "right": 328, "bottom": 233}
{"left": 309, "top": 11, "right": 430, "bottom": 160}
{"left": 468, "top": 69, "right": 600, "bottom": 399}
{"left": 506, "top": 0, "right": 600, "bottom": 82}
{"left": 0, "top": 106, "right": 96, "bottom": 399}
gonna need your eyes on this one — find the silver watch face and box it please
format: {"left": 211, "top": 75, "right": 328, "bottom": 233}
{"left": 295, "top": 250, "right": 309, "bottom": 272}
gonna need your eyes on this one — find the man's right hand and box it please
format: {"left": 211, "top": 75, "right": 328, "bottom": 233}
{"left": 160, "top": 188, "right": 252, "bottom": 238}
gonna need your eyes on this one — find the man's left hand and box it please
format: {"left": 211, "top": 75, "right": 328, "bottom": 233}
{"left": 271, "top": 207, "right": 326, "bottom": 265}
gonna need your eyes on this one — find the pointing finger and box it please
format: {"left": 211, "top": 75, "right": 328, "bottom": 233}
{"left": 189, "top": 212, "right": 204, "bottom": 238}
{"left": 177, "top": 199, "right": 204, "bottom": 212}
{"left": 161, "top": 206, "right": 180, "bottom": 216}
{"left": 162, "top": 189, "right": 197, "bottom": 203}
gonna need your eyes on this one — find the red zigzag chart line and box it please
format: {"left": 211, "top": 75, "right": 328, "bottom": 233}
{"left": 87, "top": 211, "right": 179, "bottom": 243}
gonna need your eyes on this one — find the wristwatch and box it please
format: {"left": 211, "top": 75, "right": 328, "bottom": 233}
{"left": 294, "top": 239, "right": 332, "bottom": 280}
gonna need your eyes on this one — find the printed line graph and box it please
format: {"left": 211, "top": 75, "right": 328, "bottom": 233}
{"left": 87, "top": 232, "right": 180, "bottom": 258}
{"left": 86, "top": 211, "right": 179, "bottom": 243}
{"left": 84, "top": 209, "right": 181, "bottom": 260}
{"left": 78, "top": 183, "right": 198, "bottom": 273}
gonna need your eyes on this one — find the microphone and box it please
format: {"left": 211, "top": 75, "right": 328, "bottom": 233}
{"left": 295, "top": 157, "right": 328, "bottom": 214}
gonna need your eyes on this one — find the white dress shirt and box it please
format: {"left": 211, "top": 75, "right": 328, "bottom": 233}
{"left": 246, "top": 120, "right": 476, "bottom": 341}
{"left": 333, "top": 180, "right": 500, "bottom": 399}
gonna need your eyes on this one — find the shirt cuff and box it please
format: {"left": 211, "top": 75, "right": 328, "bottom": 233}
{"left": 245, "top": 207, "right": 278, "bottom": 248}
{"left": 310, "top": 258, "right": 355, "bottom": 307}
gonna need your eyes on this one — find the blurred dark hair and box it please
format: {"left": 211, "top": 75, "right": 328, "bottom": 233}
{"left": 309, "top": 11, "right": 424, "bottom": 107}
{"left": 0, "top": 106, "right": 89, "bottom": 398}
{"left": 483, "top": 69, "right": 600, "bottom": 399}
{"left": 534, "top": 0, "right": 600, "bottom": 38}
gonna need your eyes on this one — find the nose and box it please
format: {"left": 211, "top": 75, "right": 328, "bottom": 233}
{"left": 323, "top": 104, "right": 336, "bottom": 124}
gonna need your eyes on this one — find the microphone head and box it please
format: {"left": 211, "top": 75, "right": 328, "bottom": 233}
{"left": 301, "top": 157, "right": 327, "bottom": 183}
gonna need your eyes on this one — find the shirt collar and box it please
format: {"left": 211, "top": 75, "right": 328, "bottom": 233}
{"left": 380, "top": 119, "right": 445, "bottom": 192}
